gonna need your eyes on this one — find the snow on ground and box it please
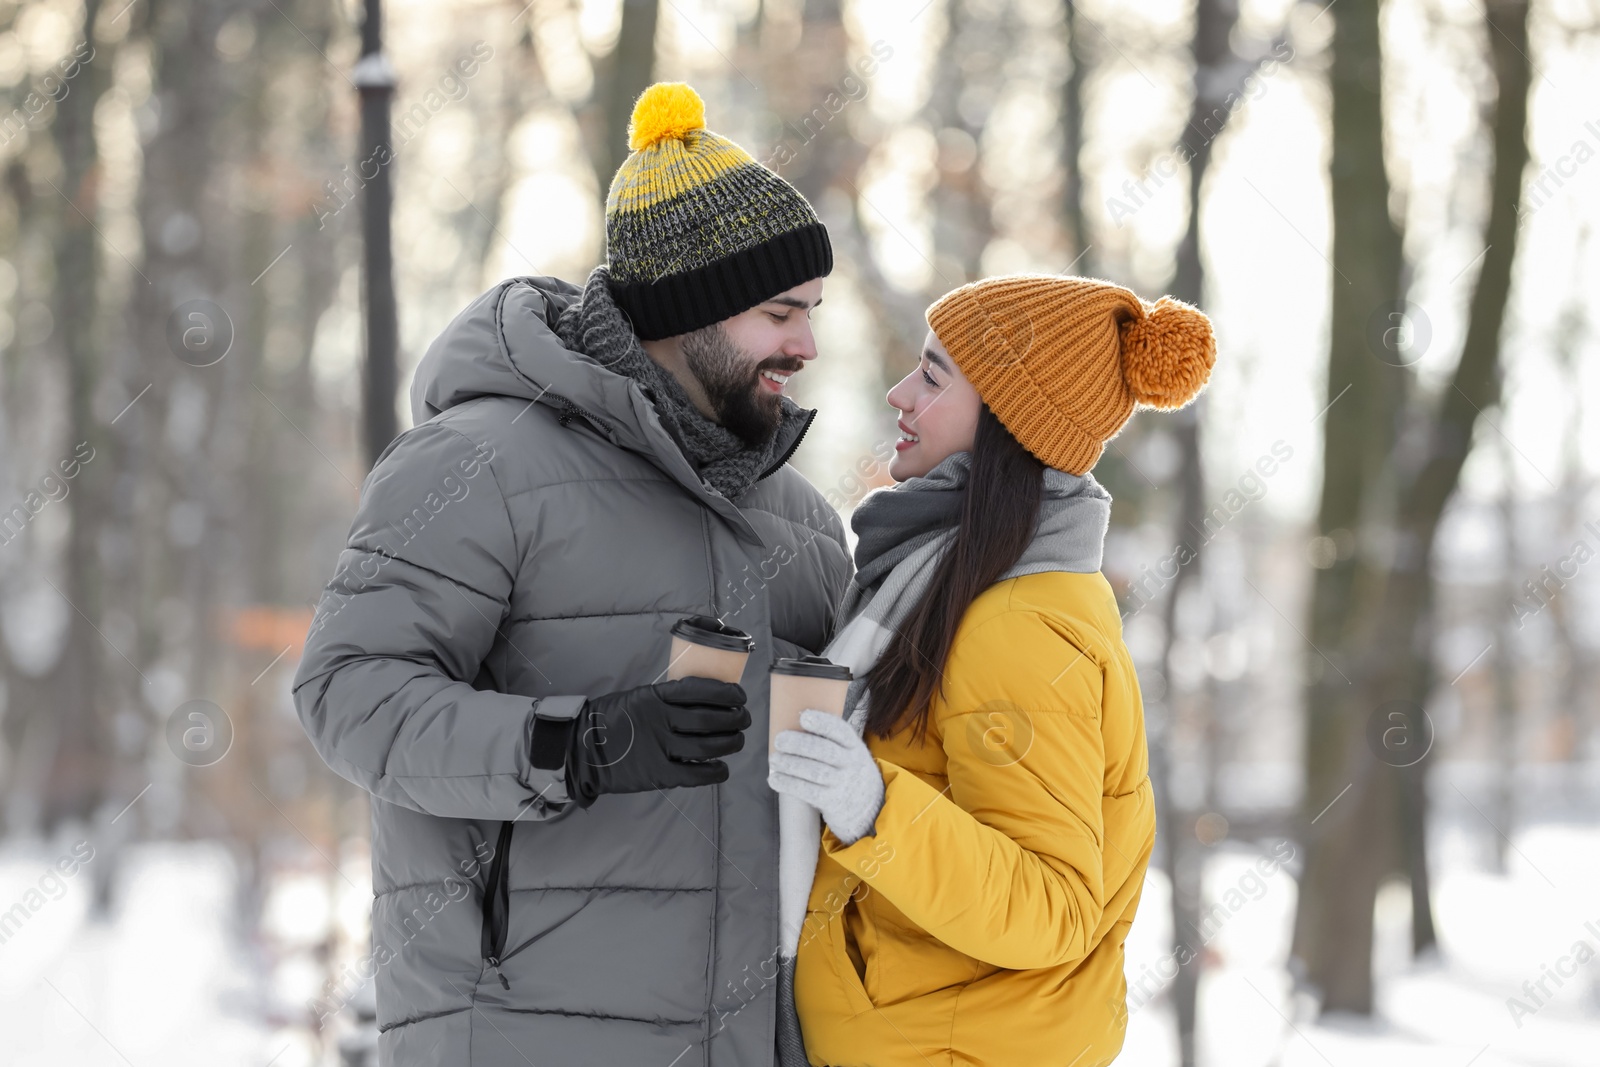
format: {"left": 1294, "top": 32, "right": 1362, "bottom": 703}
{"left": 0, "top": 839, "right": 286, "bottom": 1066}
{"left": 1, "top": 816, "right": 1596, "bottom": 1065}
{"left": 1123, "top": 820, "right": 1600, "bottom": 1066}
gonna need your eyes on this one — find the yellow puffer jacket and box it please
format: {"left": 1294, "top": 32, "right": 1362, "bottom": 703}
{"left": 795, "top": 570, "right": 1156, "bottom": 1067}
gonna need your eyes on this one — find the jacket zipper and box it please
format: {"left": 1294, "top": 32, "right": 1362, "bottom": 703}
{"left": 549, "top": 383, "right": 810, "bottom": 484}
{"left": 554, "top": 396, "right": 612, "bottom": 437}
{"left": 532, "top": 393, "right": 807, "bottom": 1033}
{"left": 480, "top": 820, "right": 516, "bottom": 989}
{"left": 757, "top": 407, "right": 815, "bottom": 482}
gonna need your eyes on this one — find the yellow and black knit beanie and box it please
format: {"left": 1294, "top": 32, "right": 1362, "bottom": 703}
{"left": 927, "top": 274, "right": 1217, "bottom": 475}
{"left": 604, "top": 82, "right": 833, "bottom": 340}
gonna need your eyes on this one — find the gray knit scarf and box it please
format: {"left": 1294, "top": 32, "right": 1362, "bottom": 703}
{"left": 774, "top": 449, "right": 1113, "bottom": 1067}
{"left": 553, "top": 265, "right": 804, "bottom": 501}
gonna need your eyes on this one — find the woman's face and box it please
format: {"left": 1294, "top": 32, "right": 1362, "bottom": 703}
{"left": 886, "top": 330, "right": 983, "bottom": 481}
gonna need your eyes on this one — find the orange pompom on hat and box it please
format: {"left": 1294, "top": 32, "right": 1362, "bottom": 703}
{"left": 926, "top": 274, "right": 1217, "bottom": 474}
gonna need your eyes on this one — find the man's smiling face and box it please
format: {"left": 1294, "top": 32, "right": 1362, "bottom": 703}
{"left": 676, "top": 278, "right": 824, "bottom": 446}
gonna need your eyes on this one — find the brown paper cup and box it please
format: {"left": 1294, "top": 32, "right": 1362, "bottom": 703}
{"left": 665, "top": 616, "right": 754, "bottom": 684}
{"left": 768, "top": 656, "right": 853, "bottom": 756}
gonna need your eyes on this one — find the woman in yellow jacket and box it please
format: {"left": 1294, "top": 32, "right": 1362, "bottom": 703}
{"left": 768, "top": 274, "right": 1217, "bottom": 1067}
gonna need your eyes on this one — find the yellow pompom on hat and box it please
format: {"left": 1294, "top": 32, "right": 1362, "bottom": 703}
{"left": 626, "top": 81, "right": 707, "bottom": 150}
{"left": 927, "top": 274, "right": 1217, "bottom": 474}
{"left": 603, "top": 82, "right": 832, "bottom": 340}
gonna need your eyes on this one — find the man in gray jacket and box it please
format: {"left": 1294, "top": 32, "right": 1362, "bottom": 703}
{"left": 293, "top": 83, "right": 852, "bottom": 1066}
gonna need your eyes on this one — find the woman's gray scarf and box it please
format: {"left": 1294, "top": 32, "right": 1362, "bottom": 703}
{"left": 553, "top": 265, "right": 804, "bottom": 501}
{"left": 774, "top": 449, "right": 1112, "bottom": 1066}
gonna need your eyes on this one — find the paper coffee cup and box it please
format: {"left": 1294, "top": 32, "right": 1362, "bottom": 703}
{"left": 768, "top": 656, "right": 853, "bottom": 755}
{"left": 666, "top": 615, "right": 755, "bottom": 684}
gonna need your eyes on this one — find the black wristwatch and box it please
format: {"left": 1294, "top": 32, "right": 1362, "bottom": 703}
{"left": 529, "top": 700, "right": 580, "bottom": 771}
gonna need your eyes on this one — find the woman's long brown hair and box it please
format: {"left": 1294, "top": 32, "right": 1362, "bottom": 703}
{"left": 863, "top": 402, "right": 1045, "bottom": 744}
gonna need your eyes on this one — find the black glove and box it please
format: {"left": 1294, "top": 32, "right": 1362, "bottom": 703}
{"left": 566, "top": 677, "right": 750, "bottom": 807}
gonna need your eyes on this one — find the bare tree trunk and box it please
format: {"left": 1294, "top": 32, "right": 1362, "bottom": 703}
{"left": 593, "top": 0, "right": 660, "bottom": 196}
{"left": 1293, "top": 0, "right": 1529, "bottom": 1013}
{"left": 766, "top": 1, "right": 912, "bottom": 395}
{"left": 1489, "top": 434, "right": 1521, "bottom": 873}
{"left": 358, "top": 0, "right": 399, "bottom": 468}
{"left": 1170, "top": 0, "right": 1236, "bottom": 307}
{"left": 1288, "top": 0, "right": 1408, "bottom": 1013}
{"left": 764, "top": 0, "right": 853, "bottom": 207}
{"left": 1145, "top": 0, "right": 1253, "bottom": 1055}
{"left": 1544, "top": 284, "right": 1593, "bottom": 786}
{"left": 36, "top": 0, "right": 112, "bottom": 833}
{"left": 111, "top": 0, "right": 240, "bottom": 855}
{"left": 461, "top": 34, "right": 548, "bottom": 283}
{"left": 1399, "top": 592, "right": 1438, "bottom": 956}
{"left": 1060, "top": 0, "right": 1092, "bottom": 275}
{"left": 927, "top": 0, "right": 1004, "bottom": 286}
{"left": 1389, "top": 0, "right": 1529, "bottom": 964}
{"left": 1153, "top": 414, "right": 1203, "bottom": 1067}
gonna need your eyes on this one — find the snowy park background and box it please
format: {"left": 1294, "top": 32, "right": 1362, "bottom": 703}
{"left": 2, "top": 0, "right": 1598, "bottom": 1063}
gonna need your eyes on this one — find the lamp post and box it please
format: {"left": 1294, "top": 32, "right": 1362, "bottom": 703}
{"left": 353, "top": 0, "right": 399, "bottom": 470}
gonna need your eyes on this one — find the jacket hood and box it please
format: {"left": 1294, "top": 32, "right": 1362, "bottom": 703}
{"left": 409, "top": 275, "right": 640, "bottom": 441}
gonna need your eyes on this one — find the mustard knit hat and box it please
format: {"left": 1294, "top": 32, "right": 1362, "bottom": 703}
{"left": 926, "top": 274, "right": 1217, "bottom": 474}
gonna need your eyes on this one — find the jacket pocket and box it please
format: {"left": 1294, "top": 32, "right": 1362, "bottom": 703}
{"left": 479, "top": 820, "right": 515, "bottom": 989}
{"left": 823, "top": 900, "right": 876, "bottom": 1017}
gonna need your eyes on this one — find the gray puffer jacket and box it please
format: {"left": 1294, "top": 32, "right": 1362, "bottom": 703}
{"left": 292, "top": 275, "right": 853, "bottom": 1066}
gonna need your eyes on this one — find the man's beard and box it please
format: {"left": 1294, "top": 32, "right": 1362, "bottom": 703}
{"left": 681, "top": 324, "right": 799, "bottom": 447}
